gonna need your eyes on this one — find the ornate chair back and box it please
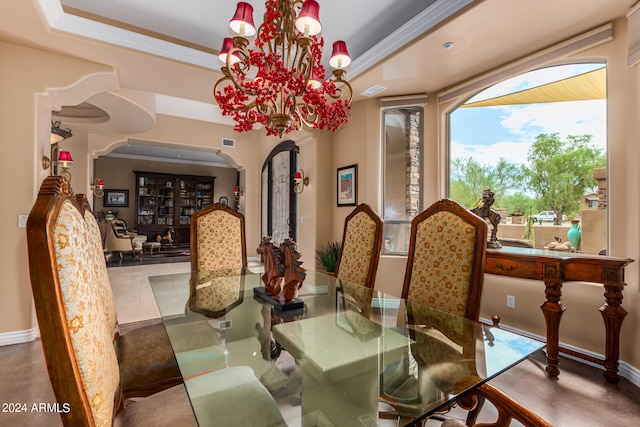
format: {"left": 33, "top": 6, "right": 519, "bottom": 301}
{"left": 336, "top": 203, "right": 383, "bottom": 289}
{"left": 27, "top": 177, "right": 122, "bottom": 426}
{"left": 76, "top": 195, "right": 120, "bottom": 339}
{"left": 402, "top": 198, "right": 487, "bottom": 321}
{"left": 190, "top": 202, "right": 247, "bottom": 272}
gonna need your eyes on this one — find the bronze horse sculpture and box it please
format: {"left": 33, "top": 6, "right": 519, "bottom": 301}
{"left": 280, "top": 238, "right": 306, "bottom": 301}
{"left": 256, "top": 236, "right": 306, "bottom": 302}
{"left": 256, "top": 236, "right": 285, "bottom": 296}
{"left": 471, "top": 188, "right": 502, "bottom": 249}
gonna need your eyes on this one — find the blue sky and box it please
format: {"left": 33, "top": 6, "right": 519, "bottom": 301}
{"left": 450, "top": 63, "right": 607, "bottom": 167}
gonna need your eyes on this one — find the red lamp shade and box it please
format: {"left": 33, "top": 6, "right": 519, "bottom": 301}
{"left": 329, "top": 40, "right": 351, "bottom": 69}
{"left": 295, "top": 0, "right": 321, "bottom": 36}
{"left": 294, "top": 171, "right": 303, "bottom": 180}
{"left": 308, "top": 69, "right": 324, "bottom": 89}
{"left": 219, "top": 38, "right": 241, "bottom": 65}
{"left": 96, "top": 179, "right": 104, "bottom": 187}
{"left": 58, "top": 151, "right": 73, "bottom": 164}
{"left": 229, "top": 2, "right": 256, "bottom": 37}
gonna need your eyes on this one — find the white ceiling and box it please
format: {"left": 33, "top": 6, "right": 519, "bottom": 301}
{"left": 1, "top": 0, "right": 635, "bottom": 165}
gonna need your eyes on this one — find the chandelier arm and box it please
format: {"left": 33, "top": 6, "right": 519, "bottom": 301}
{"left": 328, "top": 76, "right": 354, "bottom": 105}
{"left": 295, "top": 39, "right": 314, "bottom": 93}
{"left": 294, "top": 102, "right": 318, "bottom": 128}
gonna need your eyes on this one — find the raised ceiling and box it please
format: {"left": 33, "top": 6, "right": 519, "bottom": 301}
{"left": 1, "top": 0, "right": 634, "bottom": 164}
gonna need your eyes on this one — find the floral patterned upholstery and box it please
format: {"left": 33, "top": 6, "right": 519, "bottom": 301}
{"left": 405, "top": 211, "right": 478, "bottom": 318}
{"left": 190, "top": 272, "right": 244, "bottom": 317}
{"left": 194, "top": 207, "right": 246, "bottom": 272}
{"left": 53, "top": 200, "right": 121, "bottom": 427}
{"left": 82, "top": 209, "right": 119, "bottom": 337}
{"left": 336, "top": 204, "right": 383, "bottom": 289}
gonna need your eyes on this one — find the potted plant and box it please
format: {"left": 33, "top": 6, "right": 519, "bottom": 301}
{"left": 315, "top": 242, "right": 341, "bottom": 275}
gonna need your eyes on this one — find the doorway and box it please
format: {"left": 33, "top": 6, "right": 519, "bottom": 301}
{"left": 261, "top": 141, "right": 299, "bottom": 244}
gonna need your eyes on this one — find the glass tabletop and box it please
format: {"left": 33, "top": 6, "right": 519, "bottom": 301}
{"left": 150, "top": 269, "right": 544, "bottom": 427}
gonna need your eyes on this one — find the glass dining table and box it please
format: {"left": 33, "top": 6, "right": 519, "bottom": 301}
{"left": 149, "top": 268, "right": 544, "bottom": 427}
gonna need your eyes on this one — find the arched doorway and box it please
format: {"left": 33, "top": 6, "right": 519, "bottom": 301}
{"left": 261, "top": 141, "right": 299, "bottom": 244}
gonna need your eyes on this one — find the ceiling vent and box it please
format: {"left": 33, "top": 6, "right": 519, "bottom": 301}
{"left": 360, "top": 85, "right": 387, "bottom": 97}
{"left": 222, "top": 138, "right": 235, "bottom": 148}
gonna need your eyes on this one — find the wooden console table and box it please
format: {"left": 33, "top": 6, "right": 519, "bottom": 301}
{"left": 485, "top": 247, "right": 633, "bottom": 383}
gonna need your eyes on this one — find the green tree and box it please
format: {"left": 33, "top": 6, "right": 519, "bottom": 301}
{"left": 450, "top": 157, "right": 523, "bottom": 207}
{"left": 524, "top": 133, "right": 605, "bottom": 225}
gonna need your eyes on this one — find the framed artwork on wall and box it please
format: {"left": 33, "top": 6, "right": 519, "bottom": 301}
{"left": 337, "top": 164, "right": 357, "bottom": 206}
{"left": 103, "top": 189, "right": 129, "bottom": 207}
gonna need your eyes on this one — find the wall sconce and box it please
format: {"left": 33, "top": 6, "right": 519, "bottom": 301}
{"left": 57, "top": 151, "right": 73, "bottom": 182}
{"left": 91, "top": 178, "right": 105, "bottom": 197}
{"left": 42, "top": 121, "right": 73, "bottom": 176}
{"left": 233, "top": 186, "right": 243, "bottom": 201}
{"left": 294, "top": 169, "right": 309, "bottom": 194}
{"left": 41, "top": 146, "right": 73, "bottom": 181}
{"left": 50, "top": 120, "right": 72, "bottom": 144}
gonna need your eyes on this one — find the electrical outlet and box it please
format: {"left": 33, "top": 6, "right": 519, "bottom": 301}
{"left": 507, "top": 295, "right": 516, "bottom": 308}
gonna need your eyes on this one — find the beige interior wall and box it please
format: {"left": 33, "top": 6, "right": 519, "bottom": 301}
{"left": 94, "top": 156, "right": 238, "bottom": 228}
{"left": 87, "top": 114, "right": 263, "bottom": 249}
{"left": 3, "top": 13, "right": 640, "bottom": 376}
{"left": 0, "top": 42, "right": 115, "bottom": 334}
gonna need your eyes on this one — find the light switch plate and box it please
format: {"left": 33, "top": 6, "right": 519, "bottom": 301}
{"left": 18, "top": 215, "right": 28, "bottom": 228}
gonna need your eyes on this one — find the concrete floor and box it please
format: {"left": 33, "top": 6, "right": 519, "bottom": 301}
{"left": 2, "top": 262, "right": 638, "bottom": 426}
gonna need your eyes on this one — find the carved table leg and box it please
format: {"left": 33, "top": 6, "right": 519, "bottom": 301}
{"left": 540, "top": 264, "right": 565, "bottom": 378}
{"left": 600, "top": 283, "right": 627, "bottom": 383}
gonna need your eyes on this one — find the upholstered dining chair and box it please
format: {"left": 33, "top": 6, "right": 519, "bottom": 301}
{"left": 75, "top": 194, "right": 183, "bottom": 400}
{"left": 381, "top": 198, "right": 550, "bottom": 426}
{"left": 190, "top": 202, "right": 247, "bottom": 272}
{"left": 27, "top": 177, "right": 286, "bottom": 427}
{"left": 402, "top": 198, "right": 488, "bottom": 320}
{"left": 335, "top": 203, "right": 383, "bottom": 289}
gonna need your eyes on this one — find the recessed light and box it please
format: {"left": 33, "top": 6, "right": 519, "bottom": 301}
{"left": 443, "top": 42, "right": 454, "bottom": 50}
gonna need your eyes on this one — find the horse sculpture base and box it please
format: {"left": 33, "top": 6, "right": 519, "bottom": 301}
{"left": 253, "top": 287, "right": 304, "bottom": 311}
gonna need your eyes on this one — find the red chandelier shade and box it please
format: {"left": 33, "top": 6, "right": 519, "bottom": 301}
{"left": 214, "top": 1, "right": 353, "bottom": 137}
{"left": 329, "top": 40, "right": 351, "bottom": 69}
{"left": 229, "top": 2, "right": 256, "bottom": 37}
{"left": 219, "top": 37, "right": 241, "bottom": 65}
{"left": 294, "top": 171, "right": 303, "bottom": 180}
{"left": 96, "top": 179, "right": 104, "bottom": 187}
{"left": 295, "top": 0, "right": 322, "bottom": 36}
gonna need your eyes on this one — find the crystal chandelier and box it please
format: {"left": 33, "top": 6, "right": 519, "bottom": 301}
{"left": 214, "top": 0, "right": 353, "bottom": 137}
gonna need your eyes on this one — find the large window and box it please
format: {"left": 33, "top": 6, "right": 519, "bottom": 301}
{"left": 382, "top": 106, "right": 424, "bottom": 255}
{"left": 448, "top": 63, "right": 607, "bottom": 254}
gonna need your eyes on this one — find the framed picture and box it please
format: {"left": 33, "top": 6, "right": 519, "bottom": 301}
{"left": 219, "top": 196, "right": 229, "bottom": 206}
{"left": 104, "top": 189, "right": 129, "bottom": 207}
{"left": 337, "top": 164, "right": 357, "bottom": 206}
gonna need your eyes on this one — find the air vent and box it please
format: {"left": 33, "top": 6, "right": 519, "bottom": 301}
{"left": 360, "top": 85, "right": 387, "bottom": 97}
{"left": 222, "top": 138, "right": 235, "bottom": 148}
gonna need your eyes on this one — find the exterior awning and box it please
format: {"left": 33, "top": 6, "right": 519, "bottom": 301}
{"left": 461, "top": 67, "right": 606, "bottom": 108}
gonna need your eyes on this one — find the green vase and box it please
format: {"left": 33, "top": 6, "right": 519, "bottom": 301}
{"left": 567, "top": 220, "right": 582, "bottom": 250}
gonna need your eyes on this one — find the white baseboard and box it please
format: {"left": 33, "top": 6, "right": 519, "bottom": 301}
{"left": 0, "top": 328, "right": 38, "bottom": 346}
{"left": 481, "top": 317, "right": 640, "bottom": 388}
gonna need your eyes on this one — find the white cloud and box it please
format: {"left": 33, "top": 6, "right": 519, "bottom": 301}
{"left": 451, "top": 140, "right": 531, "bottom": 166}
{"left": 498, "top": 100, "right": 606, "bottom": 149}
